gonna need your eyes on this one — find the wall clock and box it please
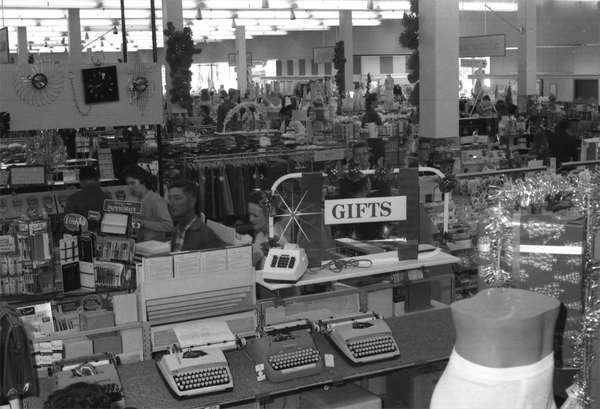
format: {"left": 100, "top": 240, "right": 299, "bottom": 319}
{"left": 125, "top": 61, "right": 156, "bottom": 115}
{"left": 81, "top": 65, "right": 120, "bottom": 104}
{"left": 13, "top": 59, "right": 64, "bottom": 107}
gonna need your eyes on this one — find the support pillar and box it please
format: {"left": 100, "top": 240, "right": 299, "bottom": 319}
{"left": 67, "top": 9, "right": 83, "bottom": 64}
{"left": 235, "top": 26, "right": 248, "bottom": 96}
{"left": 419, "top": 0, "right": 459, "bottom": 139}
{"left": 17, "top": 27, "right": 27, "bottom": 64}
{"left": 339, "top": 10, "right": 354, "bottom": 96}
{"left": 517, "top": 0, "right": 537, "bottom": 113}
{"left": 162, "top": 0, "right": 185, "bottom": 113}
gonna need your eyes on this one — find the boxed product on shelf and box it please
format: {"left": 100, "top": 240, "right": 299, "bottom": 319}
{"left": 509, "top": 213, "right": 585, "bottom": 368}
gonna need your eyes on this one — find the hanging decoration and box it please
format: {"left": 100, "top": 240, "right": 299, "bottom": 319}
{"left": 333, "top": 40, "right": 346, "bottom": 114}
{"left": 13, "top": 59, "right": 65, "bottom": 107}
{"left": 223, "top": 101, "right": 267, "bottom": 131}
{"left": 26, "top": 130, "right": 68, "bottom": 176}
{"left": 163, "top": 22, "right": 202, "bottom": 112}
{"left": 125, "top": 61, "right": 156, "bottom": 116}
{"left": 478, "top": 170, "right": 600, "bottom": 408}
{"left": 399, "top": 0, "right": 419, "bottom": 107}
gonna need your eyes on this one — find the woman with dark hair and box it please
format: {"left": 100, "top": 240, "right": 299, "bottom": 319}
{"left": 120, "top": 165, "right": 173, "bottom": 242}
{"left": 361, "top": 93, "right": 383, "bottom": 128}
{"left": 199, "top": 104, "right": 214, "bottom": 125}
{"left": 43, "top": 382, "right": 117, "bottom": 409}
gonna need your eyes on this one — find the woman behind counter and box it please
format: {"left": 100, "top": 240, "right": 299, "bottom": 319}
{"left": 120, "top": 165, "right": 173, "bottom": 243}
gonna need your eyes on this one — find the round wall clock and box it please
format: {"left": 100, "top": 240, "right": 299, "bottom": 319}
{"left": 81, "top": 65, "right": 120, "bottom": 104}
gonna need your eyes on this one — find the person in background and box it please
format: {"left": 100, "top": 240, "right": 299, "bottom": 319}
{"left": 526, "top": 115, "right": 551, "bottom": 163}
{"left": 361, "top": 93, "right": 383, "bottom": 128}
{"left": 459, "top": 99, "right": 468, "bottom": 118}
{"left": 43, "top": 381, "right": 118, "bottom": 409}
{"left": 346, "top": 142, "right": 374, "bottom": 171}
{"left": 547, "top": 119, "right": 579, "bottom": 169}
{"left": 216, "top": 89, "right": 237, "bottom": 132}
{"left": 120, "top": 165, "right": 173, "bottom": 243}
{"left": 247, "top": 189, "right": 290, "bottom": 270}
{"left": 278, "top": 105, "right": 293, "bottom": 133}
{"left": 198, "top": 105, "right": 214, "bottom": 125}
{"left": 62, "top": 166, "right": 111, "bottom": 234}
{"left": 168, "top": 179, "right": 224, "bottom": 252}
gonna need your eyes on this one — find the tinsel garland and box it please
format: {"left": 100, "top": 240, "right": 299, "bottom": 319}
{"left": 479, "top": 170, "right": 600, "bottom": 407}
{"left": 26, "top": 130, "right": 67, "bottom": 174}
{"left": 163, "top": 22, "right": 202, "bottom": 111}
{"left": 223, "top": 101, "right": 266, "bottom": 132}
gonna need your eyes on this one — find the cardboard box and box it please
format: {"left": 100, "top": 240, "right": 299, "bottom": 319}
{"left": 79, "top": 309, "right": 115, "bottom": 331}
{"left": 113, "top": 293, "right": 138, "bottom": 325}
{"left": 62, "top": 336, "right": 93, "bottom": 359}
{"left": 88, "top": 332, "right": 122, "bottom": 355}
{"left": 511, "top": 213, "right": 585, "bottom": 367}
{"left": 387, "top": 362, "right": 446, "bottom": 409}
{"left": 120, "top": 328, "right": 143, "bottom": 354}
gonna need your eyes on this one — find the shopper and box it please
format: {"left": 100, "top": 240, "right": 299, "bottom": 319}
{"left": 361, "top": 93, "right": 383, "bottom": 128}
{"left": 198, "top": 104, "right": 214, "bottom": 125}
{"left": 120, "top": 165, "right": 173, "bottom": 243}
{"left": 547, "top": 119, "right": 579, "bottom": 168}
{"left": 247, "top": 189, "right": 290, "bottom": 270}
{"left": 168, "top": 179, "right": 225, "bottom": 252}
{"left": 526, "top": 115, "right": 551, "bottom": 163}
{"left": 43, "top": 381, "right": 118, "bottom": 409}
{"left": 62, "top": 166, "right": 111, "bottom": 234}
{"left": 216, "top": 89, "right": 237, "bottom": 132}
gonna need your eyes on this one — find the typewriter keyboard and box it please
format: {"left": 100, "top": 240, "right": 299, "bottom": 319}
{"left": 268, "top": 348, "right": 321, "bottom": 372}
{"left": 101, "top": 383, "right": 123, "bottom": 402}
{"left": 348, "top": 336, "right": 397, "bottom": 359}
{"left": 173, "top": 366, "right": 231, "bottom": 392}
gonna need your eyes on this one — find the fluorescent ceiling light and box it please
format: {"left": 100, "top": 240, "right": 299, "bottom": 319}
{"left": 322, "top": 18, "right": 381, "bottom": 26}
{"left": 0, "top": 10, "right": 66, "bottom": 18}
{"left": 461, "top": 2, "right": 518, "bottom": 12}
{"left": 80, "top": 9, "right": 150, "bottom": 19}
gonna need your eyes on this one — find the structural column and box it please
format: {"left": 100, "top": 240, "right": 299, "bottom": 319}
{"left": 17, "top": 27, "right": 27, "bottom": 64}
{"left": 339, "top": 10, "right": 354, "bottom": 96}
{"left": 235, "top": 26, "right": 248, "bottom": 95}
{"left": 517, "top": 0, "right": 537, "bottom": 112}
{"left": 162, "top": 0, "right": 185, "bottom": 113}
{"left": 67, "top": 9, "right": 83, "bottom": 64}
{"left": 419, "top": 0, "right": 459, "bottom": 139}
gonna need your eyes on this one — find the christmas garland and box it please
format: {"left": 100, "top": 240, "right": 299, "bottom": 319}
{"left": 399, "top": 0, "right": 419, "bottom": 107}
{"left": 163, "top": 22, "right": 202, "bottom": 111}
{"left": 333, "top": 41, "right": 346, "bottom": 101}
{"left": 479, "top": 170, "right": 600, "bottom": 407}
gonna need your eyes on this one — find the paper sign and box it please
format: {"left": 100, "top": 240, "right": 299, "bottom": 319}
{"left": 324, "top": 196, "right": 407, "bottom": 225}
{"left": 201, "top": 249, "right": 227, "bottom": 275}
{"left": 226, "top": 246, "right": 252, "bottom": 271}
{"left": 144, "top": 256, "right": 173, "bottom": 281}
{"left": 173, "top": 319, "right": 234, "bottom": 348}
{"left": 103, "top": 199, "right": 142, "bottom": 214}
{"left": 173, "top": 252, "right": 202, "bottom": 278}
{"left": 0, "top": 235, "right": 16, "bottom": 253}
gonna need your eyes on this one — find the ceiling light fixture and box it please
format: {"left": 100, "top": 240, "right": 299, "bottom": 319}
{"left": 262, "top": 0, "right": 269, "bottom": 8}
{"left": 112, "top": 26, "right": 118, "bottom": 35}
{"left": 367, "top": 0, "right": 374, "bottom": 10}
{"left": 85, "top": 31, "right": 89, "bottom": 40}
{"left": 196, "top": 7, "right": 202, "bottom": 20}
{"left": 61, "top": 36, "right": 65, "bottom": 44}
{"left": 44, "top": 39, "right": 48, "bottom": 47}
{"left": 290, "top": 8, "right": 296, "bottom": 20}
{"left": 28, "top": 43, "right": 32, "bottom": 50}
{"left": 232, "top": 18, "right": 236, "bottom": 28}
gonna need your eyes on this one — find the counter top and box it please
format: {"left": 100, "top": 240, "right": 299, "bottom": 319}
{"left": 28, "top": 307, "right": 455, "bottom": 409}
{"left": 257, "top": 247, "right": 459, "bottom": 290}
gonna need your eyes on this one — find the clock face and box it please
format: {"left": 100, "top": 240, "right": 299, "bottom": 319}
{"left": 30, "top": 73, "right": 48, "bottom": 90}
{"left": 82, "top": 66, "right": 120, "bottom": 104}
{"left": 133, "top": 76, "right": 149, "bottom": 92}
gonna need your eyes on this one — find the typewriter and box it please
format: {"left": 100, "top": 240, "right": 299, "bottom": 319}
{"left": 316, "top": 312, "right": 400, "bottom": 365}
{"left": 157, "top": 343, "right": 236, "bottom": 398}
{"left": 245, "top": 319, "right": 324, "bottom": 383}
{"left": 49, "top": 353, "right": 126, "bottom": 408}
